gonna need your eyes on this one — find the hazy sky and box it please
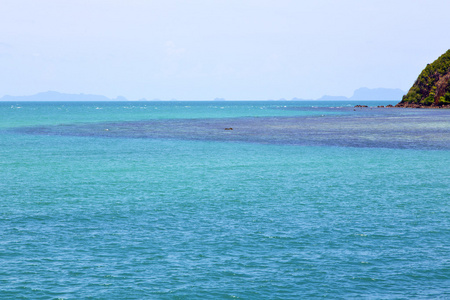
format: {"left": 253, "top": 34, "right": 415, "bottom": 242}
{"left": 1, "top": 0, "right": 449, "bottom": 100}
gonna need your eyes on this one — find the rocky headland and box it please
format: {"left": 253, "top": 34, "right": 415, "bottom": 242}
{"left": 396, "top": 49, "right": 450, "bottom": 108}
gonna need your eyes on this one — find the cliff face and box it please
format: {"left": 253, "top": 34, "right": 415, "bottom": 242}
{"left": 397, "top": 49, "right": 450, "bottom": 107}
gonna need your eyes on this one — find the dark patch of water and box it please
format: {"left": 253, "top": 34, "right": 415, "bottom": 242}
{"left": 12, "top": 109, "right": 450, "bottom": 150}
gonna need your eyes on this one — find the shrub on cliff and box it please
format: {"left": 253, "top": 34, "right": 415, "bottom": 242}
{"left": 400, "top": 49, "right": 450, "bottom": 106}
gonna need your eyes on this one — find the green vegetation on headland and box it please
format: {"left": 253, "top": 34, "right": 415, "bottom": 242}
{"left": 397, "top": 49, "right": 450, "bottom": 108}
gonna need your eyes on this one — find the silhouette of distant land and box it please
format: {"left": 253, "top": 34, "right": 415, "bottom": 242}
{"left": 1, "top": 88, "right": 406, "bottom": 102}
{"left": 316, "top": 95, "right": 348, "bottom": 101}
{"left": 0, "top": 91, "right": 126, "bottom": 102}
{"left": 316, "top": 88, "right": 405, "bottom": 101}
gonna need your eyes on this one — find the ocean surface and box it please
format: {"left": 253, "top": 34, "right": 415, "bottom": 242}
{"left": 1, "top": 101, "right": 449, "bottom": 299}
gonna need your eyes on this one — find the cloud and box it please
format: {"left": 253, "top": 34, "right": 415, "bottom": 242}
{"left": 0, "top": 42, "right": 13, "bottom": 57}
{"left": 165, "top": 41, "right": 185, "bottom": 57}
{"left": 0, "top": 42, "right": 12, "bottom": 48}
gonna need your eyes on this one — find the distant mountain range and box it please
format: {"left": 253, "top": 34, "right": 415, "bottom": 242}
{"left": 317, "top": 87, "right": 405, "bottom": 101}
{"left": 0, "top": 91, "right": 128, "bottom": 102}
{"left": 0, "top": 88, "right": 406, "bottom": 101}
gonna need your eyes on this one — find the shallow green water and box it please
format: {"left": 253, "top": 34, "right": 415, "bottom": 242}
{"left": 1, "top": 101, "right": 449, "bottom": 299}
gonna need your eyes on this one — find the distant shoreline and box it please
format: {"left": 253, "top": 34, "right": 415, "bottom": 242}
{"left": 1, "top": 99, "right": 399, "bottom": 103}
{"left": 394, "top": 103, "right": 450, "bottom": 109}
{"left": 0, "top": 88, "right": 405, "bottom": 102}
{"left": 354, "top": 103, "right": 450, "bottom": 109}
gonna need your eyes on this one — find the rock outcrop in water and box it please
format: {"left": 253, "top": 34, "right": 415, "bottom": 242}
{"left": 397, "top": 49, "right": 450, "bottom": 108}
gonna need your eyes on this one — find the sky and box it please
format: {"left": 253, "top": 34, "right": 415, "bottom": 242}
{"left": 1, "top": 0, "right": 449, "bottom": 100}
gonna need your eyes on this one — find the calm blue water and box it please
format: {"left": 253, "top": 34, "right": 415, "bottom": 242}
{"left": 1, "top": 101, "right": 449, "bottom": 299}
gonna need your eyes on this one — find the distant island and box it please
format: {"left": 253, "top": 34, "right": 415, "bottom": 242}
{"left": 317, "top": 87, "right": 405, "bottom": 101}
{"left": 396, "top": 49, "right": 450, "bottom": 108}
{"left": 0, "top": 91, "right": 129, "bottom": 102}
{"left": 0, "top": 88, "right": 406, "bottom": 102}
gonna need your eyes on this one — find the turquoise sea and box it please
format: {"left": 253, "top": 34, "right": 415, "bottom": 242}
{"left": 1, "top": 101, "right": 449, "bottom": 299}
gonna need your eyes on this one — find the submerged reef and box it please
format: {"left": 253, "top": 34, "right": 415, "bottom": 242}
{"left": 397, "top": 49, "right": 450, "bottom": 108}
